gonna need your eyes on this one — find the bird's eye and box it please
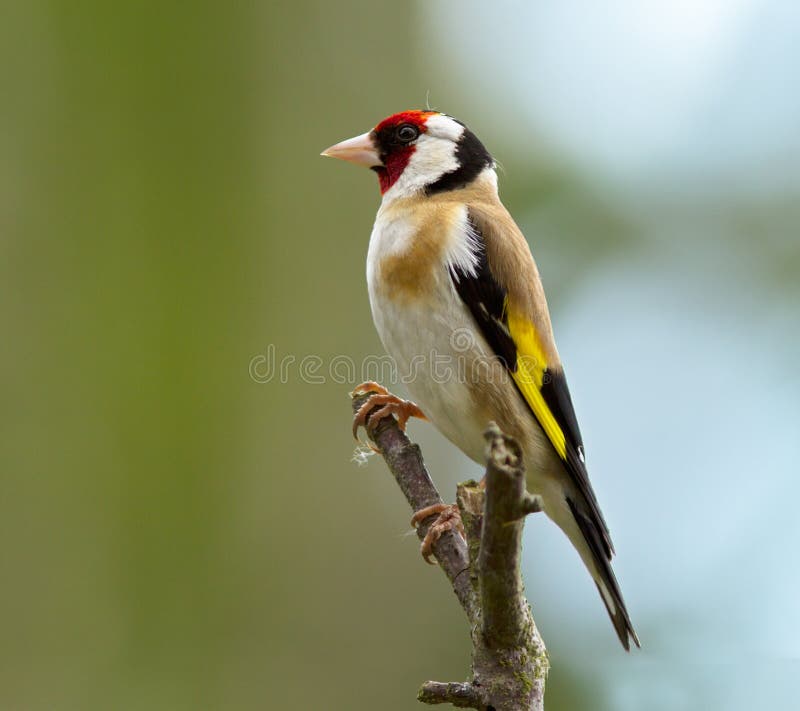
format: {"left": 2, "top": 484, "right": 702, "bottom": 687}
{"left": 396, "top": 124, "right": 419, "bottom": 143}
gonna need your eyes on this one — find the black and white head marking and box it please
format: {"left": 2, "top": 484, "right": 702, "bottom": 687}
{"left": 425, "top": 118, "right": 494, "bottom": 196}
{"left": 378, "top": 113, "right": 495, "bottom": 200}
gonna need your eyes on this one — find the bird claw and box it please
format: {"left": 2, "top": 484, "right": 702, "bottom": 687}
{"left": 411, "top": 503, "right": 465, "bottom": 564}
{"left": 350, "top": 381, "right": 390, "bottom": 399}
{"left": 351, "top": 382, "right": 426, "bottom": 442}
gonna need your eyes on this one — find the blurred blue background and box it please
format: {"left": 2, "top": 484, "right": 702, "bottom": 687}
{"left": 1, "top": 1, "right": 798, "bottom": 709}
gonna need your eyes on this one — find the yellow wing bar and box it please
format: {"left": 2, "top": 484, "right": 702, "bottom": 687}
{"left": 505, "top": 302, "right": 567, "bottom": 459}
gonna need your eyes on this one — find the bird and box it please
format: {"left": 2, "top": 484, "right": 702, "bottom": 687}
{"left": 321, "top": 110, "right": 639, "bottom": 650}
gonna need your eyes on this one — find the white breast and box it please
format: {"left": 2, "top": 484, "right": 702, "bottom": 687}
{"left": 366, "top": 203, "right": 492, "bottom": 463}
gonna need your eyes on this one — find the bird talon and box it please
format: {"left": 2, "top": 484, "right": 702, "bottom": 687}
{"left": 411, "top": 503, "right": 465, "bottom": 564}
{"left": 351, "top": 385, "right": 426, "bottom": 442}
{"left": 350, "top": 381, "right": 389, "bottom": 398}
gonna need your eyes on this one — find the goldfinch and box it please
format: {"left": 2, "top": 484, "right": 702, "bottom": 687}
{"left": 322, "top": 110, "right": 639, "bottom": 650}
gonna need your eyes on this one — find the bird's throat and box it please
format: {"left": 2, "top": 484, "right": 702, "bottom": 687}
{"left": 374, "top": 145, "right": 416, "bottom": 194}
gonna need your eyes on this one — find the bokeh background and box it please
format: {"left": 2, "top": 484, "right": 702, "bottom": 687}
{"left": 2, "top": 2, "right": 798, "bottom": 709}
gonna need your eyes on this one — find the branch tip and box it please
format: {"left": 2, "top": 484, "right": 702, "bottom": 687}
{"left": 418, "top": 681, "right": 482, "bottom": 708}
{"left": 456, "top": 481, "right": 485, "bottom": 518}
{"left": 521, "top": 492, "right": 543, "bottom": 515}
{"left": 483, "top": 422, "right": 523, "bottom": 472}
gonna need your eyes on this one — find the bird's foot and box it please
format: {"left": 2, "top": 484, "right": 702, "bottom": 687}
{"left": 411, "top": 503, "right": 466, "bottom": 565}
{"left": 351, "top": 382, "right": 426, "bottom": 445}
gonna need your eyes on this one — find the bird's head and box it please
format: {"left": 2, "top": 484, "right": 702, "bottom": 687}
{"left": 322, "top": 110, "right": 495, "bottom": 199}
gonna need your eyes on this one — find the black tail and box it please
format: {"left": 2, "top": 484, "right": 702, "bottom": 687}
{"left": 567, "top": 498, "right": 640, "bottom": 650}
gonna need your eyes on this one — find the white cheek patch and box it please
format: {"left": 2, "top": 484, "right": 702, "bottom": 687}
{"left": 388, "top": 135, "right": 459, "bottom": 198}
{"left": 383, "top": 115, "right": 466, "bottom": 201}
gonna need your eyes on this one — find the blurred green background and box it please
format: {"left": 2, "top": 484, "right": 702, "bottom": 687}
{"left": 2, "top": 2, "right": 798, "bottom": 710}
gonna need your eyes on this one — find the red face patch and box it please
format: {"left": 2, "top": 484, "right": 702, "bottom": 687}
{"left": 372, "top": 110, "right": 437, "bottom": 194}
{"left": 373, "top": 110, "right": 436, "bottom": 134}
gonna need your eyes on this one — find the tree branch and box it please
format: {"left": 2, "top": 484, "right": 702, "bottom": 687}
{"left": 351, "top": 395, "right": 549, "bottom": 710}
{"left": 351, "top": 393, "right": 477, "bottom": 621}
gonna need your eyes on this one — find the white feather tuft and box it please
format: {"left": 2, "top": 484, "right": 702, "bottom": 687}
{"left": 444, "top": 205, "right": 482, "bottom": 280}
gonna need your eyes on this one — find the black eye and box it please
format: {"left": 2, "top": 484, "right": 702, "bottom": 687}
{"left": 396, "top": 124, "right": 419, "bottom": 143}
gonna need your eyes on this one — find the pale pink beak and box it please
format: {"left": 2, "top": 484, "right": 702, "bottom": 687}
{"left": 320, "top": 131, "right": 382, "bottom": 168}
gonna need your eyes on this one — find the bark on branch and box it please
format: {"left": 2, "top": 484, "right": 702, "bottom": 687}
{"left": 351, "top": 394, "right": 549, "bottom": 710}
